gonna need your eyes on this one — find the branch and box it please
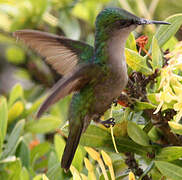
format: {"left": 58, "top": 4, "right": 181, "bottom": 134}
{"left": 119, "top": 71, "right": 182, "bottom": 146}
{"left": 125, "top": 152, "right": 152, "bottom": 180}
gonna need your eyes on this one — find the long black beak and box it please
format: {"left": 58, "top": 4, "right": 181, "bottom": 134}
{"left": 138, "top": 18, "right": 170, "bottom": 25}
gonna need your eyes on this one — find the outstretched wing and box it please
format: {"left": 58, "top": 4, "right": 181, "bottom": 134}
{"left": 13, "top": 30, "right": 94, "bottom": 75}
{"left": 36, "top": 63, "right": 100, "bottom": 118}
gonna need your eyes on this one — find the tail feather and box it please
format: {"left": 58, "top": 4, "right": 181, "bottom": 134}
{"left": 61, "top": 124, "right": 83, "bottom": 171}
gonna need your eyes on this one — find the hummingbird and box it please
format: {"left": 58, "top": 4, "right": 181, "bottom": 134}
{"left": 13, "top": 7, "right": 170, "bottom": 171}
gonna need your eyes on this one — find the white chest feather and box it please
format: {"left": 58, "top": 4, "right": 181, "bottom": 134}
{"left": 107, "top": 27, "right": 134, "bottom": 86}
{"left": 107, "top": 26, "right": 136, "bottom": 73}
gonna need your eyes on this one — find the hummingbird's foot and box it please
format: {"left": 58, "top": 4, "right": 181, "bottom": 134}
{"left": 100, "top": 118, "right": 115, "bottom": 128}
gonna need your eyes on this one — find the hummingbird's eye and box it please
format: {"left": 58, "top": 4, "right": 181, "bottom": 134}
{"left": 119, "top": 20, "right": 133, "bottom": 28}
{"left": 131, "top": 19, "right": 137, "bottom": 24}
{"left": 119, "top": 20, "right": 126, "bottom": 26}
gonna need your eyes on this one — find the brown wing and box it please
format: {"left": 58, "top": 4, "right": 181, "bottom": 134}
{"left": 36, "top": 64, "right": 100, "bottom": 118}
{"left": 13, "top": 30, "right": 94, "bottom": 75}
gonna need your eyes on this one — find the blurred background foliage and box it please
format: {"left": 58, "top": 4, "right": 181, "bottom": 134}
{"left": 0, "top": 0, "right": 182, "bottom": 180}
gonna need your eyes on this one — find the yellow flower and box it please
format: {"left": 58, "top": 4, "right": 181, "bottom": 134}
{"left": 174, "top": 95, "right": 182, "bottom": 122}
{"left": 129, "top": 171, "right": 135, "bottom": 180}
{"left": 80, "top": 173, "right": 87, "bottom": 180}
{"left": 84, "top": 157, "right": 96, "bottom": 180}
{"left": 166, "top": 41, "right": 182, "bottom": 59}
{"left": 85, "top": 147, "right": 109, "bottom": 180}
{"left": 174, "top": 110, "right": 182, "bottom": 122}
{"left": 70, "top": 165, "right": 82, "bottom": 180}
{"left": 154, "top": 85, "right": 177, "bottom": 114}
{"left": 174, "top": 101, "right": 182, "bottom": 112}
{"left": 84, "top": 147, "right": 100, "bottom": 161}
{"left": 101, "top": 150, "right": 115, "bottom": 180}
{"left": 158, "top": 66, "right": 172, "bottom": 90}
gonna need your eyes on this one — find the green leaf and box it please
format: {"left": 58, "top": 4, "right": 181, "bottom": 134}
{"left": 148, "top": 127, "right": 160, "bottom": 142}
{"left": 151, "top": 167, "right": 163, "bottom": 180}
{"left": 30, "top": 0, "right": 48, "bottom": 17}
{"left": 47, "top": 163, "right": 63, "bottom": 180}
{"left": 113, "top": 121, "right": 128, "bottom": 137}
{"left": 10, "top": 0, "right": 48, "bottom": 31}
{"left": 34, "top": 158, "right": 48, "bottom": 171}
{"left": 25, "top": 116, "right": 61, "bottom": 134}
{"left": 126, "top": 32, "right": 137, "bottom": 51}
{"left": 155, "top": 14, "right": 182, "bottom": 47}
{"left": 62, "top": 125, "right": 152, "bottom": 156}
{"left": 156, "top": 147, "right": 182, "bottom": 161}
{"left": 72, "top": 146, "right": 84, "bottom": 171}
{"left": 79, "top": 125, "right": 112, "bottom": 148}
{"left": 43, "top": 174, "right": 50, "bottom": 180}
{"left": 20, "top": 167, "right": 29, "bottom": 180}
{"left": 59, "top": 12, "right": 81, "bottom": 40}
{"left": 62, "top": 124, "right": 108, "bottom": 148}
{"left": 33, "top": 174, "right": 49, "bottom": 180}
{"left": 0, "top": 97, "right": 8, "bottom": 154}
{"left": 47, "top": 151, "right": 63, "bottom": 180}
{"left": 15, "top": 68, "right": 31, "bottom": 80}
{"left": 72, "top": 1, "right": 103, "bottom": 26}
{"left": 1, "top": 120, "right": 25, "bottom": 159}
{"left": 30, "top": 142, "right": 51, "bottom": 166}
{"left": 54, "top": 134, "right": 84, "bottom": 171}
{"left": 50, "top": 95, "right": 71, "bottom": 123}
{"left": 127, "top": 121, "right": 150, "bottom": 146}
{"left": 155, "top": 161, "right": 182, "bottom": 180}
{"left": 54, "top": 134, "right": 65, "bottom": 160}
{"left": 151, "top": 37, "right": 163, "bottom": 71}
{"left": 8, "top": 101, "right": 24, "bottom": 124}
{"left": 48, "top": 151, "right": 59, "bottom": 168}
{"left": 99, "top": 171, "right": 111, "bottom": 180}
{"left": 162, "top": 36, "right": 178, "bottom": 51}
{"left": 125, "top": 48, "right": 153, "bottom": 75}
{"left": 168, "top": 121, "right": 182, "bottom": 135}
{"left": 147, "top": 93, "right": 159, "bottom": 105}
{"left": 116, "top": 136, "right": 152, "bottom": 156}
{"left": 33, "top": 174, "right": 42, "bottom": 180}
{"left": 24, "top": 96, "right": 45, "bottom": 117}
{"left": 8, "top": 83, "right": 23, "bottom": 108}
{"left": 134, "top": 100, "right": 156, "bottom": 111}
{"left": 53, "top": 0, "right": 73, "bottom": 8}
{"left": 3, "top": 158, "right": 22, "bottom": 180}
{"left": 6, "top": 46, "right": 25, "bottom": 65}
{"left": 16, "top": 140, "right": 30, "bottom": 168}
{"left": 0, "top": 166, "right": 8, "bottom": 178}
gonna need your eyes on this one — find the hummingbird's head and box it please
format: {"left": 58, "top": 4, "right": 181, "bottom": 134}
{"left": 95, "top": 7, "right": 170, "bottom": 33}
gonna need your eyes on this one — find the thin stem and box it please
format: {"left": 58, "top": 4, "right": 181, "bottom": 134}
{"left": 110, "top": 105, "right": 119, "bottom": 153}
{"left": 142, "top": 47, "right": 152, "bottom": 60}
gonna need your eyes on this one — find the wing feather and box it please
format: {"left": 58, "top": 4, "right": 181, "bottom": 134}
{"left": 13, "top": 30, "right": 94, "bottom": 76}
{"left": 36, "top": 64, "right": 100, "bottom": 118}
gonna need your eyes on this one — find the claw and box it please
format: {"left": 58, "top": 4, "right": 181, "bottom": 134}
{"left": 100, "top": 118, "right": 115, "bottom": 128}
